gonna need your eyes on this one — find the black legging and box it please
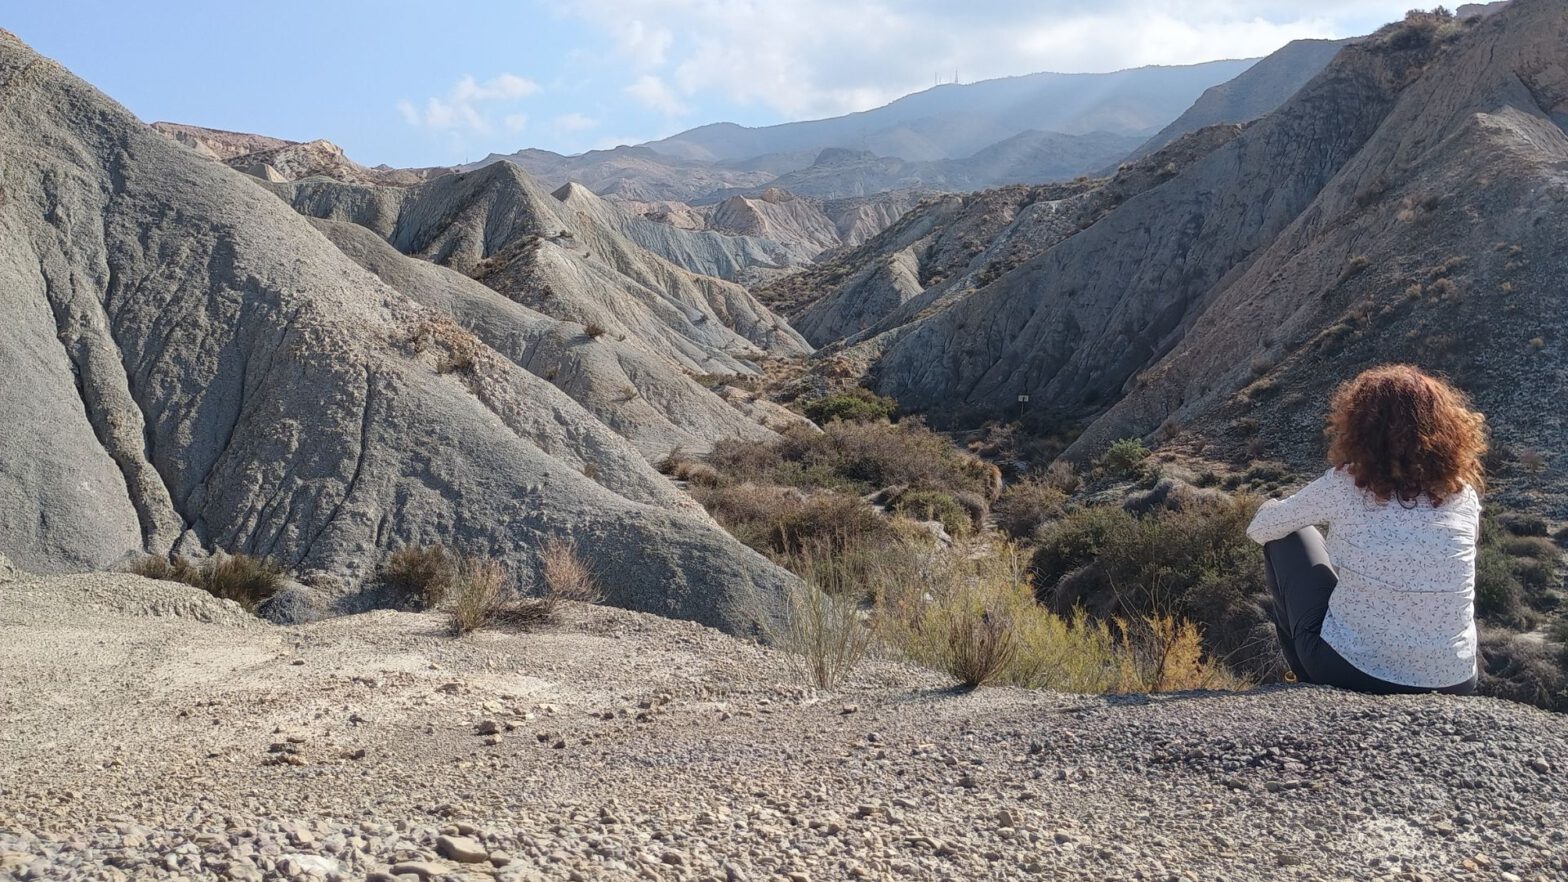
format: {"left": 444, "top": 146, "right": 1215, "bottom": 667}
{"left": 1263, "top": 527, "right": 1477, "bottom": 695}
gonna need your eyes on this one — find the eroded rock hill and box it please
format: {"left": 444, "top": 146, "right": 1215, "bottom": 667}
{"left": 0, "top": 29, "right": 791, "bottom": 631}
{"left": 795, "top": 3, "right": 1568, "bottom": 512}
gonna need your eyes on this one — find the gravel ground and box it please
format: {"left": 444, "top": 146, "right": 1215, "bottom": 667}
{"left": 2, "top": 567, "right": 1566, "bottom": 882}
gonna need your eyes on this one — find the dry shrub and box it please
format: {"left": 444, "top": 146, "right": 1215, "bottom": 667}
{"left": 130, "top": 554, "right": 202, "bottom": 586}
{"left": 994, "top": 477, "right": 1068, "bottom": 540}
{"left": 1477, "top": 628, "right": 1568, "bottom": 713}
{"left": 381, "top": 544, "right": 455, "bottom": 610}
{"left": 1031, "top": 494, "right": 1273, "bottom": 679}
{"left": 449, "top": 556, "right": 507, "bottom": 635}
{"left": 775, "top": 550, "right": 875, "bottom": 690}
{"left": 406, "top": 315, "right": 484, "bottom": 377}
{"left": 539, "top": 538, "right": 601, "bottom": 606}
{"left": 583, "top": 321, "right": 607, "bottom": 339}
{"left": 130, "top": 552, "right": 284, "bottom": 612}
{"left": 487, "top": 539, "right": 602, "bottom": 630}
{"left": 695, "top": 483, "right": 903, "bottom": 561}
{"left": 1113, "top": 613, "right": 1244, "bottom": 692}
{"left": 874, "top": 542, "right": 1246, "bottom": 693}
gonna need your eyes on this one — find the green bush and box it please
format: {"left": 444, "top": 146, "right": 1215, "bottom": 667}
{"left": 1475, "top": 545, "right": 1531, "bottom": 629}
{"left": 1030, "top": 495, "right": 1272, "bottom": 677}
{"left": 1496, "top": 511, "right": 1549, "bottom": 538}
{"left": 894, "top": 490, "right": 973, "bottom": 539}
{"left": 994, "top": 478, "right": 1069, "bottom": 540}
{"left": 1031, "top": 506, "right": 1134, "bottom": 591}
{"left": 802, "top": 388, "right": 897, "bottom": 424}
{"left": 1100, "top": 438, "right": 1150, "bottom": 478}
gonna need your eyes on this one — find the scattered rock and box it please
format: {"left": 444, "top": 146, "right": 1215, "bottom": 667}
{"left": 436, "top": 835, "right": 488, "bottom": 864}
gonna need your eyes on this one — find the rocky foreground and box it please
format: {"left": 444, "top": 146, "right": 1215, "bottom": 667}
{"left": 2, "top": 567, "right": 1566, "bottom": 882}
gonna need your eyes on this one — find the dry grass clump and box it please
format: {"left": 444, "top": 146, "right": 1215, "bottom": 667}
{"left": 875, "top": 544, "right": 1239, "bottom": 693}
{"left": 449, "top": 556, "right": 507, "bottom": 635}
{"left": 405, "top": 315, "right": 484, "bottom": 377}
{"left": 130, "top": 552, "right": 285, "bottom": 612}
{"left": 774, "top": 550, "right": 877, "bottom": 690}
{"left": 382, "top": 540, "right": 600, "bottom": 635}
{"left": 380, "top": 544, "right": 456, "bottom": 609}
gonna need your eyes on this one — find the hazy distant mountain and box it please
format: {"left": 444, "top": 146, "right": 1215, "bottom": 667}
{"left": 473, "top": 145, "right": 776, "bottom": 202}
{"left": 711, "top": 131, "right": 1144, "bottom": 200}
{"left": 479, "top": 59, "right": 1255, "bottom": 205}
{"left": 1126, "top": 39, "right": 1351, "bottom": 161}
{"left": 643, "top": 60, "right": 1258, "bottom": 163}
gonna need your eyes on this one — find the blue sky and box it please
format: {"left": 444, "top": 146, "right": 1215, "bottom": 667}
{"left": 7, "top": 1, "right": 1419, "bottom": 168}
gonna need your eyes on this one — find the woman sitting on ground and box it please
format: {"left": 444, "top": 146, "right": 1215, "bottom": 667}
{"left": 1246, "top": 364, "right": 1486, "bottom": 695}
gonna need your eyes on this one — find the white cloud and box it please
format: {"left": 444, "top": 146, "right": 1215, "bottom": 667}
{"left": 399, "top": 73, "right": 541, "bottom": 133}
{"left": 565, "top": 0, "right": 1415, "bottom": 120}
{"left": 552, "top": 112, "right": 598, "bottom": 133}
{"left": 625, "top": 74, "right": 689, "bottom": 116}
{"left": 607, "top": 19, "right": 673, "bottom": 69}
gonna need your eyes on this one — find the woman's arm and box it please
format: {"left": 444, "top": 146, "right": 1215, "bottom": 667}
{"left": 1246, "top": 469, "right": 1347, "bottom": 544}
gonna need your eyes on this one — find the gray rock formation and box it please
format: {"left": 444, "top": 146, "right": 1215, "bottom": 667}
{"left": 273, "top": 162, "right": 810, "bottom": 378}
{"left": 152, "top": 123, "right": 453, "bottom": 186}
{"left": 828, "top": 2, "right": 1568, "bottom": 514}
{"left": 764, "top": 128, "right": 1240, "bottom": 347}
{"left": 553, "top": 182, "right": 803, "bottom": 283}
{"left": 312, "top": 216, "right": 776, "bottom": 459}
{"left": 0, "top": 29, "right": 791, "bottom": 632}
{"left": 471, "top": 145, "right": 776, "bottom": 203}
{"left": 149, "top": 122, "right": 294, "bottom": 160}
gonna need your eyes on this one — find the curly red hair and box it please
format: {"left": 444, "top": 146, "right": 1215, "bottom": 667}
{"left": 1326, "top": 365, "right": 1486, "bottom": 505}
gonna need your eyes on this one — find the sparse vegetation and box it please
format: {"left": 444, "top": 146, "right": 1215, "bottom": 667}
{"left": 877, "top": 544, "right": 1239, "bottom": 692}
{"left": 1100, "top": 438, "right": 1151, "bottom": 478}
{"left": 380, "top": 544, "right": 456, "bottom": 609}
{"left": 994, "top": 477, "right": 1069, "bottom": 540}
{"left": 583, "top": 321, "right": 607, "bottom": 339}
{"left": 800, "top": 388, "right": 897, "bottom": 424}
{"left": 448, "top": 555, "right": 507, "bottom": 635}
{"left": 130, "top": 552, "right": 285, "bottom": 612}
{"left": 892, "top": 489, "right": 974, "bottom": 538}
{"left": 776, "top": 551, "right": 875, "bottom": 691}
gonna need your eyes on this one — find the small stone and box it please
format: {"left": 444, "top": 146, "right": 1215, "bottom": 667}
{"left": 1528, "top": 758, "right": 1551, "bottom": 775}
{"left": 661, "top": 851, "right": 686, "bottom": 866}
{"left": 840, "top": 705, "right": 859, "bottom": 715}
{"left": 476, "top": 720, "right": 501, "bottom": 736}
{"left": 389, "top": 862, "right": 452, "bottom": 879}
{"left": 996, "top": 809, "right": 1017, "bottom": 828}
{"left": 436, "top": 834, "right": 488, "bottom": 864}
{"left": 483, "top": 734, "right": 502, "bottom": 746}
